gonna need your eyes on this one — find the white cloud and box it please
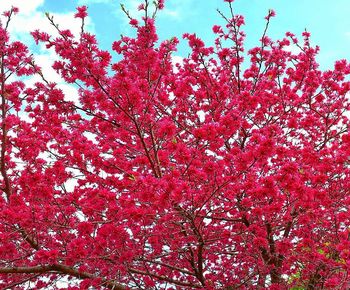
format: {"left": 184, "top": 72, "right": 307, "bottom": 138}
{"left": 6, "top": 10, "right": 95, "bottom": 45}
{"left": 0, "top": 0, "right": 94, "bottom": 45}
{"left": 0, "top": 0, "right": 44, "bottom": 15}
{"left": 14, "top": 46, "right": 81, "bottom": 106}
{"left": 60, "top": 84, "right": 80, "bottom": 103}
{"left": 172, "top": 55, "right": 183, "bottom": 73}
{"left": 285, "top": 43, "right": 301, "bottom": 55}
{"left": 23, "top": 49, "right": 80, "bottom": 104}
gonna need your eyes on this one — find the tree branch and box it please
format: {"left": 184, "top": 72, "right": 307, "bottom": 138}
{"left": 0, "top": 264, "right": 128, "bottom": 290}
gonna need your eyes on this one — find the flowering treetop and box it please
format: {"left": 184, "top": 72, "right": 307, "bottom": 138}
{"left": 0, "top": 0, "right": 349, "bottom": 289}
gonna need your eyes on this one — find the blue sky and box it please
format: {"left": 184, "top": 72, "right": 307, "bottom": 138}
{"left": 2, "top": 0, "right": 350, "bottom": 70}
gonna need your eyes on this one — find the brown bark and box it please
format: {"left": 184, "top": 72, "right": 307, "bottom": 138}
{"left": 0, "top": 264, "right": 127, "bottom": 290}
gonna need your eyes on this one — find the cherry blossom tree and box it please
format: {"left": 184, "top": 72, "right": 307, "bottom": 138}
{"left": 0, "top": 0, "right": 350, "bottom": 289}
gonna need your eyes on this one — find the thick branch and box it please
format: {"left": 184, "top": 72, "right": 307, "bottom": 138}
{"left": 0, "top": 264, "right": 127, "bottom": 290}
{"left": 0, "top": 57, "right": 11, "bottom": 199}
